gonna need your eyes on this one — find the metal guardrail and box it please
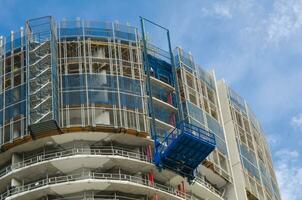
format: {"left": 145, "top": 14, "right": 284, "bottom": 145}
{"left": 157, "top": 122, "right": 216, "bottom": 155}
{"left": 194, "top": 176, "right": 222, "bottom": 196}
{"left": 0, "top": 146, "right": 222, "bottom": 197}
{"left": 48, "top": 193, "right": 148, "bottom": 200}
{"left": 0, "top": 171, "right": 197, "bottom": 200}
{"left": 0, "top": 146, "right": 151, "bottom": 178}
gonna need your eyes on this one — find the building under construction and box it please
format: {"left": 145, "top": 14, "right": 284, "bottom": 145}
{"left": 0, "top": 16, "right": 281, "bottom": 200}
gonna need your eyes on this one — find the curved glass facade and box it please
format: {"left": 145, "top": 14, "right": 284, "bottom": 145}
{"left": 0, "top": 17, "right": 148, "bottom": 146}
{"left": 58, "top": 20, "right": 147, "bottom": 132}
{"left": 0, "top": 16, "right": 280, "bottom": 200}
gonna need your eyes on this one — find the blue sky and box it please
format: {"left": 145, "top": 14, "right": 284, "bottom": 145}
{"left": 0, "top": 0, "right": 301, "bottom": 199}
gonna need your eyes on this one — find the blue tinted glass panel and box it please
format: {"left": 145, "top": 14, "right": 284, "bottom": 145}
{"left": 62, "top": 75, "right": 86, "bottom": 91}
{"left": 63, "top": 91, "right": 87, "bottom": 106}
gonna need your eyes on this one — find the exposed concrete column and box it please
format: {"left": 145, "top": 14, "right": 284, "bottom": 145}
{"left": 216, "top": 80, "right": 247, "bottom": 200}
{"left": 11, "top": 153, "right": 22, "bottom": 167}
{"left": 11, "top": 178, "right": 21, "bottom": 187}
{"left": 81, "top": 141, "right": 91, "bottom": 155}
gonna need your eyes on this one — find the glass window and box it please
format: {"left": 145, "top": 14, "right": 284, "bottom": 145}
{"left": 69, "top": 109, "right": 82, "bottom": 125}
{"left": 120, "top": 94, "right": 142, "bottom": 110}
{"left": 4, "top": 125, "right": 10, "bottom": 143}
{"left": 94, "top": 108, "right": 113, "bottom": 126}
{"left": 89, "top": 91, "right": 117, "bottom": 107}
{"left": 219, "top": 153, "right": 228, "bottom": 172}
{"left": 63, "top": 91, "right": 86, "bottom": 106}
{"left": 62, "top": 74, "right": 86, "bottom": 91}
{"left": 12, "top": 120, "right": 21, "bottom": 139}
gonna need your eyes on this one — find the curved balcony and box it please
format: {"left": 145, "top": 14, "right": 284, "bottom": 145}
{"left": 194, "top": 176, "right": 222, "bottom": 197}
{"left": 44, "top": 192, "right": 152, "bottom": 200}
{"left": 0, "top": 146, "right": 152, "bottom": 178}
{"left": 0, "top": 172, "right": 197, "bottom": 200}
{"left": 0, "top": 146, "right": 223, "bottom": 199}
{"left": 0, "top": 146, "right": 155, "bottom": 192}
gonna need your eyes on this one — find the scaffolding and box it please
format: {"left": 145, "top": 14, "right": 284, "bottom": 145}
{"left": 0, "top": 16, "right": 285, "bottom": 200}
{"left": 1, "top": 15, "right": 219, "bottom": 183}
{"left": 0, "top": 28, "right": 27, "bottom": 148}
{"left": 25, "top": 16, "right": 61, "bottom": 138}
{"left": 57, "top": 19, "right": 148, "bottom": 134}
{"left": 174, "top": 47, "right": 231, "bottom": 181}
{"left": 140, "top": 17, "right": 216, "bottom": 182}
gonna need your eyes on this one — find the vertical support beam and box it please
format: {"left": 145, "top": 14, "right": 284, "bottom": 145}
{"left": 11, "top": 152, "right": 22, "bottom": 188}
{"left": 3, "top": 34, "right": 7, "bottom": 143}
{"left": 50, "top": 16, "right": 59, "bottom": 123}
{"left": 167, "top": 31, "right": 184, "bottom": 123}
{"left": 217, "top": 80, "right": 245, "bottom": 200}
{"left": 57, "top": 21, "right": 64, "bottom": 128}
{"left": 11, "top": 178, "right": 21, "bottom": 187}
{"left": 9, "top": 31, "right": 14, "bottom": 142}
{"left": 11, "top": 153, "right": 22, "bottom": 165}
{"left": 112, "top": 22, "right": 122, "bottom": 128}
{"left": 25, "top": 21, "right": 30, "bottom": 129}
{"left": 140, "top": 17, "right": 157, "bottom": 148}
{"left": 0, "top": 36, "right": 3, "bottom": 145}
{"left": 20, "top": 27, "right": 26, "bottom": 137}
{"left": 135, "top": 27, "right": 147, "bottom": 133}
{"left": 82, "top": 19, "right": 90, "bottom": 127}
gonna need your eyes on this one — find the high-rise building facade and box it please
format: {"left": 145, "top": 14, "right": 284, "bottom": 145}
{"left": 217, "top": 81, "right": 281, "bottom": 200}
{"left": 0, "top": 16, "right": 280, "bottom": 200}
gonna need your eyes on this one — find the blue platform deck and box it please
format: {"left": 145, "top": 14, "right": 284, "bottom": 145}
{"left": 154, "top": 122, "right": 216, "bottom": 181}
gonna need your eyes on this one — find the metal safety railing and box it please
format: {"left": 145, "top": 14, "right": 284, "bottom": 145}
{"left": 0, "top": 171, "right": 199, "bottom": 200}
{"left": 0, "top": 146, "right": 222, "bottom": 197}
{"left": 48, "top": 193, "right": 148, "bottom": 200}
{"left": 0, "top": 146, "right": 151, "bottom": 178}
{"left": 194, "top": 176, "right": 222, "bottom": 196}
{"left": 157, "top": 122, "right": 216, "bottom": 155}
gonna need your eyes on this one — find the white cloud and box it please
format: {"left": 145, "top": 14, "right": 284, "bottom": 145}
{"left": 275, "top": 149, "right": 302, "bottom": 200}
{"left": 291, "top": 113, "right": 302, "bottom": 131}
{"left": 213, "top": 4, "right": 232, "bottom": 18}
{"left": 200, "top": 2, "right": 233, "bottom": 19}
{"left": 266, "top": 134, "right": 281, "bottom": 146}
{"left": 275, "top": 149, "right": 299, "bottom": 159}
{"left": 266, "top": 0, "right": 302, "bottom": 44}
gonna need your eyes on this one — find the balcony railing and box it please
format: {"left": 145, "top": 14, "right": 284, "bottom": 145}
{"left": 0, "top": 146, "right": 151, "bottom": 178}
{"left": 0, "top": 146, "right": 222, "bottom": 197}
{"left": 195, "top": 176, "right": 222, "bottom": 196}
{"left": 0, "top": 171, "right": 198, "bottom": 200}
{"left": 48, "top": 192, "right": 149, "bottom": 200}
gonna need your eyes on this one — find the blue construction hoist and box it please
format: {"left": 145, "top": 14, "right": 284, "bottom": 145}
{"left": 140, "top": 17, "right": 216, "bottom": 182}
{"left": 154, "top": 122, "right": 216, "bottom": 181}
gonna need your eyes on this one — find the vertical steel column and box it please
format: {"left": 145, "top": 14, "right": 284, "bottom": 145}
{"left": 140, "top": 17, "right": 157, "bottom": 148}
{"left": 135, "top": 27, "right": 147, "bottom": 133}
{"left": 112, "top": 22, "right": 122, "bottom": 128}
{"left": 20, "top": 28, "right": 25, "bottom": 137}
{"left": 58, "top": 20, "right": 64, "bottom": 127}
{"left": 140, "top": 16, "right": 184, "bottom": 147}
{"left": 25, "top": 21, "right": 30, "bottom": 130}
{"left": 0, "top": 36, "right": 4, "bottom": 145}
{"left": 82, "top": 19, "right": 90, "bottom": 126}
{"left": 166, "top": 30, "right": 184, "bottom": 123}
{"left": 9, "top": 31, "right": 14, "bottom": 141}
{"left": 50, "top": 16, "right": 59, "bottom": 123}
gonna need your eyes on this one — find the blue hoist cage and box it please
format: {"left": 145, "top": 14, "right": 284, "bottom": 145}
{"left": 154, "top": 122, "right": 216, "bottom": 181}
{"left": 140, "top": 17, "right": 216, "bottom": 182}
